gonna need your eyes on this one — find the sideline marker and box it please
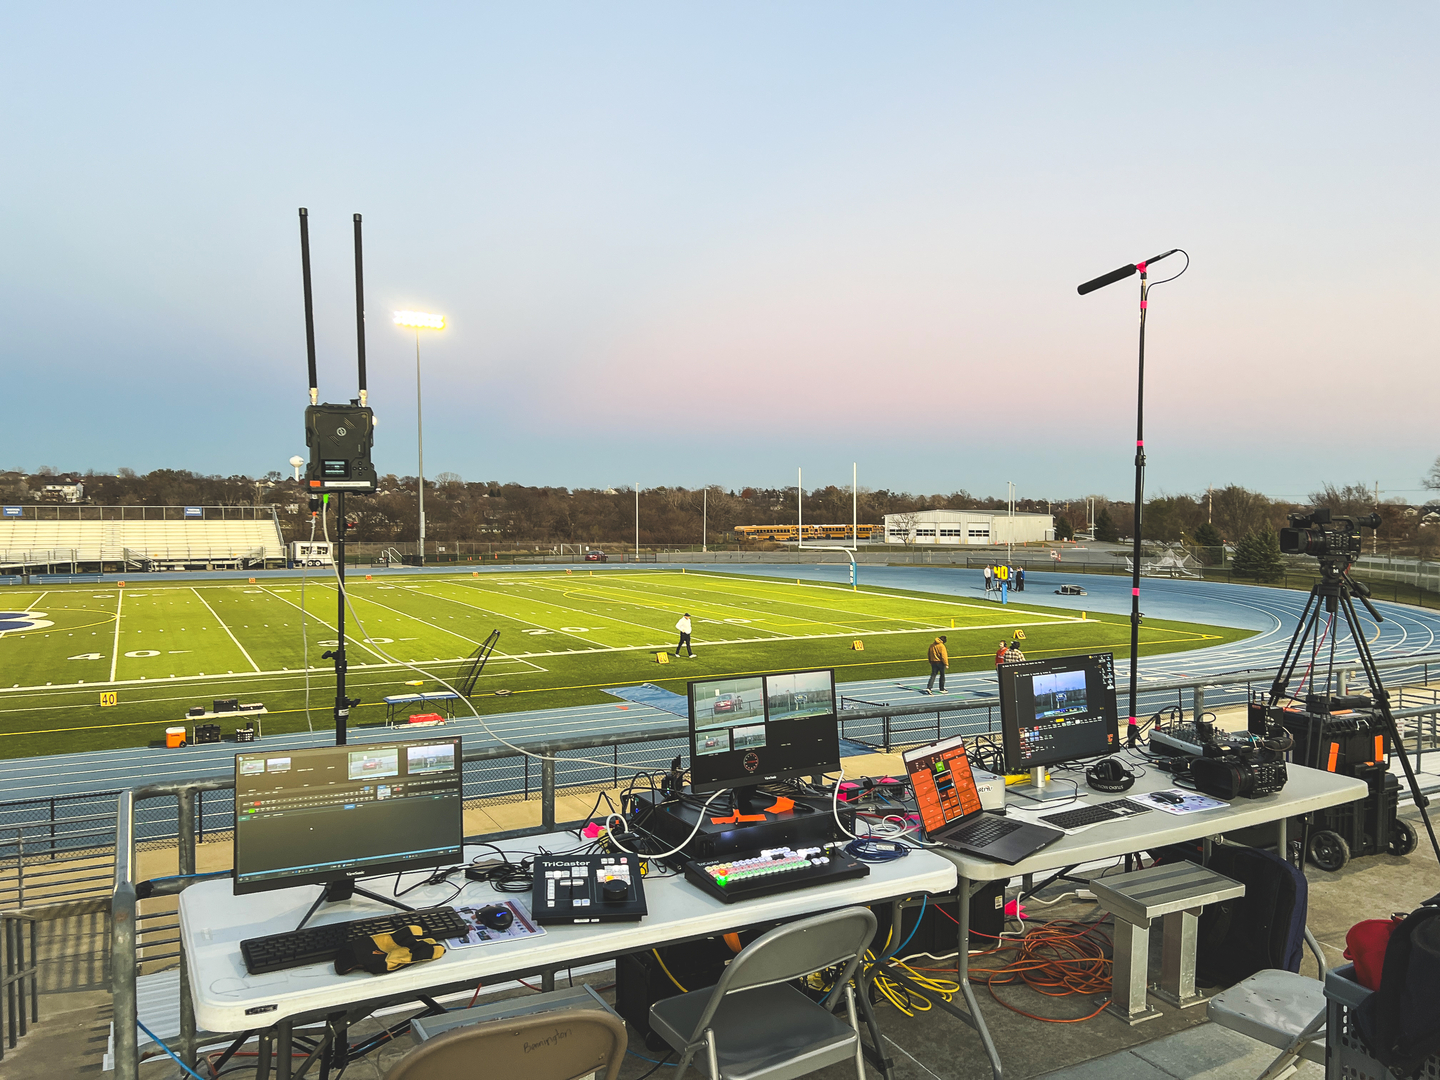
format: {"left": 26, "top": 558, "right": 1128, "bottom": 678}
{"left": 851, "top": 640, "right": 864, "bottom": 651}
{"left": 656, "top": 652, "right": 669, "bottom": 664}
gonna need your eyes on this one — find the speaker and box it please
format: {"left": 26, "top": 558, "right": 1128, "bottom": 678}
{"left": 1086, "top": 757, "right": 1136, "bottom": 793}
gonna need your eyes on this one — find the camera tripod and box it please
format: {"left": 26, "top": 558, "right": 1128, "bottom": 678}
{"left": 1266, "top": 556, "right": 1439, "bottom": 863}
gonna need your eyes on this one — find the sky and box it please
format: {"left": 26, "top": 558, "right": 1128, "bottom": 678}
{"left": 3, "top": 4, "right": 1437, "bottom": 504}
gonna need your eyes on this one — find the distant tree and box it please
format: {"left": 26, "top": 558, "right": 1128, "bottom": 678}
{"left": 1211, "top": 485, "right": 1277, "bottom": 542}
{"left": 1054, "top": 517, "right": 1074, "bottom": 541}
{"left": 1308, "top": 482, "right": 1376, "bottom": 519}
{"left": 1232, "top": 526, "right": 1285, "bottom": 581}
{"left": 1424, "top": 456, "right": 1440, "bottom": 492}
{"left": 1095, "top": 508, "right": 1120, "bottom": 543}
{"left": 1193, "top": 521, "right": 1224, "bottom": 565}
{"left": 890, "top": 511, "right": 919, "bottom": 544}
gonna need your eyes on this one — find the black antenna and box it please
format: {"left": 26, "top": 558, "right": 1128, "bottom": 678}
{"left": 299, "top": 208, "right": 318, "bottom": 406}
{"left": 353, "top": 213, "right": 368, "bottom": 406}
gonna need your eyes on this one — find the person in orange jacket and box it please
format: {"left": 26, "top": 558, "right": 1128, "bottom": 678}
{"left": 925, "top": 636, "right": 949, "bottom": 694}
{"left": 995, "top": 640, "right": 1009, "bottom": 667}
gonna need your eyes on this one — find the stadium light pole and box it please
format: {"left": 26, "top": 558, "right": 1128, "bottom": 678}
{"left": 393, "top": 311, "right": 445, "bottom": 565}
{"left": 635, "top": 483, "right": 639, "bottom": 558}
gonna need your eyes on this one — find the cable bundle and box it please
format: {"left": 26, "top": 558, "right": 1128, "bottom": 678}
{"left": 966, "top": 918, "right": 1114, "bottom": 1022}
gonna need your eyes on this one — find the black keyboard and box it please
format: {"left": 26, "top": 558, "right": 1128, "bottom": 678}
{"left": 685, "top": 845, "right": 869, "bottom": 904}
{"left": 952, "top": 816, "right": 1021, "bottom": 846}
{"left": 240, "top": 906, "right": 470, "bottom": 975}
{"left": 1040, "top": 799, "right": 1153, "bottom": 831}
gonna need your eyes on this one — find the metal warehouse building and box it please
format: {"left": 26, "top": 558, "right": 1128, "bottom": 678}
{"left": 881, "top": 509, "right": 1054, "bottom": 545}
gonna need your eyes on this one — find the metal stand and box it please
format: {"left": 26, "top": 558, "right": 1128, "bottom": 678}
{"left": 1266, "top": 559, "right": 1439, "bottom": 862}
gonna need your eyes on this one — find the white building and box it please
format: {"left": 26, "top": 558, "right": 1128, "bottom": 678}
{"left": 881, "top": 509, "right": 1054, "bottom": 546}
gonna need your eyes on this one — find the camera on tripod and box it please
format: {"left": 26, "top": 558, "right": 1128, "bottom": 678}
{"left": 1279, "top": 508, "right": 1380, "bottom": 560}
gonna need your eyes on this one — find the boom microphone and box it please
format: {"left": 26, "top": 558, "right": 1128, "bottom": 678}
{"left": 1077, "top": 263, "right": 1137, "bottom": 296}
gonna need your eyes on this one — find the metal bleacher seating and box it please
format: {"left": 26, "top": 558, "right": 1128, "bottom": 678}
{"left": 0, "top": 515, "right": 285, "bottom": 572}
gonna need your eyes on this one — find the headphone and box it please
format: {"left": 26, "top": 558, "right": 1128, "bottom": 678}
{"left": 1086, "top": 757, "right": 1137, "bottom": 793}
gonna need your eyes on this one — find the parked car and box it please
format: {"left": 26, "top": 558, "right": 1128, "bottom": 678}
{"left": 585, "top": 550, "right": 607, "bottom": 562}
{"left": 713, "top": 693, "right": 742, "bottom": 715}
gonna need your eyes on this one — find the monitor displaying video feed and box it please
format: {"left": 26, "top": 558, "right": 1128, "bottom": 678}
{"left": 688, "top": 668, "right": 839, "bottom": 792}
{"left": 998, "top": 652, "right": 1118, "bottom": 772}
{"left": 233, "top": 736, "right": 464, "bottom": 895}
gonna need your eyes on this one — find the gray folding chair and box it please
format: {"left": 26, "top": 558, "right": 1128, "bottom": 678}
{"left": 648, "top": 906, "right": 879, "bottom": 1080}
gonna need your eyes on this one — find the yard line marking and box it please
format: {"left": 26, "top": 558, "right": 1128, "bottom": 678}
{"left": 312, "top": 584, "right": 491, "bottom": 647}
{"left": 25, "top": 590, "right": 49, "bottom": 612}
{"left": 109, "top": 590, "right": 123, "bottom": 682}
{"left": 445, "top": 580, "right": 706, "bottom": 642}
{"left": 191, "top": 589, "right": 261, "bottom": 672}
{"left": 257, "top": 588, "right": 392, "bottom": 663}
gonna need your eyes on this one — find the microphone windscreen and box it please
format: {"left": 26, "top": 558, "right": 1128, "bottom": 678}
{"left": 1077, "top": 263, "right": 1137, "bottom": 295}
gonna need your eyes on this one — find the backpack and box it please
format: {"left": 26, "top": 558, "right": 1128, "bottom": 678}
{"left": 1153, "top": 843, "right": 1307, "bottom": 985}
{"left": 1354, "top": 894, "right": 1440, "bottom": 1079}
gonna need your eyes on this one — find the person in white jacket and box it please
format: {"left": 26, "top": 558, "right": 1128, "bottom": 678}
{"left": 674, "top": 613, "right": 694, "bottom": 657}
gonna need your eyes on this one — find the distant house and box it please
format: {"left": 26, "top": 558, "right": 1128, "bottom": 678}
{"left": 41, "top": 480, "right": 85, "bottom": 503}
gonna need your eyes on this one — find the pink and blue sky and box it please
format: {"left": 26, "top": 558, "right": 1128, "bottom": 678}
{"left": 2, "top": 4, "right": 1436, "bottom": 501}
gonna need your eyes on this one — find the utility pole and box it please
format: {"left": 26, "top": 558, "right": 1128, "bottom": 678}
{"left": 797, "top": 467, "right": 803, "bottom": 548}
{"left": 1207, "top": 485, "right": 1213, "bottom": 525}
{"left": 702, "top": 488, "right": 707, "bottom": 553}
{"left": 1374, "top": 481, "right": 1380, "bottom": 555}
{"left": 852, "top": 462, "right": 857, "bottom": 551}
{"left": 634, "top": 483, "right": 639, "bottom": 558}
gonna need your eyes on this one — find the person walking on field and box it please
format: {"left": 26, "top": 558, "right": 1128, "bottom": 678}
{"left": 925, "top": 636, "right": 949, "bottom": 694}
{"left": 983, "top": 565, "right": 993, "bottom": 592}
{"left": 1016, "top": 567, "right": 1025, "bottom": 592}
{"left": 674, "top": 613, "right": 695, "bottom": 657}
{"left": 995, "top": 640, "right": 1009, "bottom": 667}
{"left": 1006, "top": 639, "right": 1025, "bottom": 663}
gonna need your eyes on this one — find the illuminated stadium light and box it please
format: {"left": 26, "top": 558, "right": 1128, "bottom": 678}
{"left": 393, "top": 310, "right": 445, "bottom": 330}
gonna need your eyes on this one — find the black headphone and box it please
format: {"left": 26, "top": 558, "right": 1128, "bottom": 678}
{"left": 1086, "top": 757, "right": 1137, "bottom": 793}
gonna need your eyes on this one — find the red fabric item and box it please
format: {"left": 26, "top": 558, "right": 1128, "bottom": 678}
{"left": 1345, "top": 916, "right": 1404, "bottom": 990}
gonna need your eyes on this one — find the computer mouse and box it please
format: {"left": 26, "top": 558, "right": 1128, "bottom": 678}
{"left": 476, "top": 904, "right": 513, "bottom": 931}
{"left": 1153, "top": 791, "right": 1186, "bottom": 805}
{"left": 601, "top": 877, "right": 630, "bottom": 903}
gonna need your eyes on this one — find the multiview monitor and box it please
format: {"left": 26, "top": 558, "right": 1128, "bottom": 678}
{"left": 233, "top": 736, "right": 464, "bottom": 896}
{"left": 687, "top": 668, "right": 840, "bottom": 808}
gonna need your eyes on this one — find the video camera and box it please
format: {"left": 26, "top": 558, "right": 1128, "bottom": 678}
{"left": 1279, "top": 508, "right": 1380, "bottom": 561}
{"left": 1190, "top": 734, "right": 1288, "bottom": 800}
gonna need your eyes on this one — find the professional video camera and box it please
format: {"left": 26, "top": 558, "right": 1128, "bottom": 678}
{"left": 1190, "top": 733, "right": 1289, "bottom": 800}
{"left": 1279, "top": 508, "right": 1380, "bottom": 561}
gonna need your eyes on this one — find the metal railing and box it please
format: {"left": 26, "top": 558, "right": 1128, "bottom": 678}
{"left": 1, "top": 912, "right": 38, "bottom": 1061}
{"left": 106, "top": 656, "right": 1440, "bottom": 1079}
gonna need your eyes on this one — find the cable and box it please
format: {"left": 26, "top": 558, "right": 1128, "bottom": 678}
{"left": 652, "top": 949, "right": 688, "bottom": 992}
{"left": 1146, "top": 249, "right": 1190, "bottom": 289}
{"left": 627, "top": 1048, "right": 678, "bottom": 1076}
{"left": 300, "top": 512, "right": 317, "bottom": 732}
{"left": 601, "top": 788, "right": 728, "bottom": 860}
{"left": 843, "top": 838, "right": 910, "bottom": 862}
{"left": 136, "top": 1019, "right": 207, "bottom": 1080}
{"left": 320, "top": 508, "right": 648, "bottom": 772}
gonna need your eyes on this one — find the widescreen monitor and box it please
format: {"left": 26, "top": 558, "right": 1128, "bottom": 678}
{"left": 233, "top": 736, "right": 464, "bottom": 895}
{"left": 998, "top": 652, "right": 1118, "bottom": 801}
{"left": 687, "top": 668, "right": 840, "bottom": 802}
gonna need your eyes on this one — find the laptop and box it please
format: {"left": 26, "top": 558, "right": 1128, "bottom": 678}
{"left": 902, "top": 735, "right": 1064, "bottom": 864}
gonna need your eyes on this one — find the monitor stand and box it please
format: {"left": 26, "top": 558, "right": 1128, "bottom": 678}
{"left": 294, "top": 879, "right": 416, "bottom": 932}
{"left": 1008, "top": 767, "right": 1073, "bottom": 803}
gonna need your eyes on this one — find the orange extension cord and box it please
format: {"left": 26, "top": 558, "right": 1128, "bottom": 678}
{"left": 916, "top": 907, "right": 1117, "bottom": 1023}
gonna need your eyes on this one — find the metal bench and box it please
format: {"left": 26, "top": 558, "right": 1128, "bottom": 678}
{"left": 1090, "top": 861, "right": 1245, "bottom": 1024}
{"left": 383, "top": 691, "right": 461, "bottom": 722}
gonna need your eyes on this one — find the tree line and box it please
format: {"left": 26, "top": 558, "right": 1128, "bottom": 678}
{"left": 2, "top": 465, "right": 1438, "bottom": 558}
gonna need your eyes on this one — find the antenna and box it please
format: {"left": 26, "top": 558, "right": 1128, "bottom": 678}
{"left": 299, "top": 209, "right": 318, "bottom": 406}
{"left": 353, "top": 213, "right": 368, "bottom": 407}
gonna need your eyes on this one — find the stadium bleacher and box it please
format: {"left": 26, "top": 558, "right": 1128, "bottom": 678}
{"left": 0, "top": 512, "right": 285, "bottom": 572}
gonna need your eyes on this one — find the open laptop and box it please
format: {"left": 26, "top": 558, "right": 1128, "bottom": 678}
{"left": 902, "top": 735, "right": 1064, "bottom": 864}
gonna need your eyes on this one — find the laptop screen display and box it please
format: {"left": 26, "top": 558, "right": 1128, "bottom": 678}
{"left": 903, "top": 735, "right": 983, "bottom": 836}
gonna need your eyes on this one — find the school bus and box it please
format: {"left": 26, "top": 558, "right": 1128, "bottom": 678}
{"left": 732, "top": 524, "right": 881, "bottom": 543}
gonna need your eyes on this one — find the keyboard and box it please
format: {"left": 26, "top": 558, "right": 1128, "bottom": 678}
{"left": 240, "top": 905, "right": 470, "bottom": 975}
{"left": 1040, "top": 799, "right": 1153, "bottom": 831}
{"left": 685, "top": 845, "right": 869, "bottom": 904}
{"left": 952, "top": 816, "right": 1021, "bottom": 846}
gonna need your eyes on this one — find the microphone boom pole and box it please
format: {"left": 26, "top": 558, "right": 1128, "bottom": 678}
{"left": 1077, "top": 249, "right": 1181, "bottom": 746}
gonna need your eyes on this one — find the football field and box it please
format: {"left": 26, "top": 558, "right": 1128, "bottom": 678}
{"left": 0, "top": 569, "right": 1244, "bottom": 757}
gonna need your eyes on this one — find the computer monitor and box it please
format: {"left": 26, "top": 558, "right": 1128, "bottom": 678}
{"left": 688, "top": 668, "right": 840, "bottom": 811}
{"left": 233, "top": 736, "right": 464, "bottom": 913}
{"left": 998, "top": 652, "right": 1119, "bottom": 802}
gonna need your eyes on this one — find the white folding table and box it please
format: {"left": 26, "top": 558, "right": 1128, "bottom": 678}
{"left": 178, "top": 834, "right": 958, "bottom": 1078}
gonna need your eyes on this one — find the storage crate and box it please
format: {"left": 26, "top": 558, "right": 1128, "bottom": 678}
{"left": 1324, "top": 963, "right": 1440, "bottom": 1080}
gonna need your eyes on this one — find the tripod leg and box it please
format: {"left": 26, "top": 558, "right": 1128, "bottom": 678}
{"left": 1269, "top": 585, "right": 1323, "bottom": 706}
{"left": 1338, "top": 591, "right": 1440, "bottom": 863}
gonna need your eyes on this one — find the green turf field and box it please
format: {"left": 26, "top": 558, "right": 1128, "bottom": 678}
{"left": 0, "top": 569, "right": 1249, "bottom": 757}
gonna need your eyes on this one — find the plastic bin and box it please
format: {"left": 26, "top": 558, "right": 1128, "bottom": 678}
{"left": 1324, "top": 963, "right": 1440, "bottom": 1080}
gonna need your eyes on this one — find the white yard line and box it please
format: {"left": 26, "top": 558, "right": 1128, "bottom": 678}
{"left": 25, "top": 590, "right": 49, "bottom": 612}
{"left": 191, "top": 588, "right": 262, "bottom": 672}
{"left": 109, "top": 590, "right": 124, "bottom": 682}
